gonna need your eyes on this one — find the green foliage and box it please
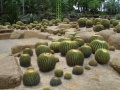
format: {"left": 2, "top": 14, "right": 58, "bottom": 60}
{"left": 50, "top": 42, "right": 61, "bottom": 53}
{"left": 50, "top": 77, "right": 62, "bottom": 86}
{"left": 23, "top": 48, "right": 33, "bottom": 56}
{"left": 37, "top": 53, "right": 56, "bottom": 72}
{"left": 64, "top": 72, "right": 72, "bottom": 80}
{"left": 93, "top": 24, "right": 104, "bottom": 32}
{"left": 101, "top": 19, "right": 110, "bottom": 29}
{"left": 78, "top": 45, "right": 92, "bottom": 58}
{"left": 89, "top": 60, "right": 98, "bottom": 66}
{"left": 90, "top": 40, "right": 109, "bottom": 53}
{"left": 89, "top": 35, "right": 104, "bottom": 42}
{"left": 59, "top": 41, "right": 77, "bottom": 56}
{"left": 86, "top": 20, "right": 93, "bottom": 28}
{"left": 95, "top": 49, "right": 110, "bottom": 64}
{"left": 72, "top": 65, "right": 84, "bottom": 75}
{"left": 35, "top": 45, "right": 51, "bottom": 57}
{"left": 54, "top": 68, "right": 63, "bottom": 77}
{"left": 66, "top": 49, "right": 84, "bottom": 66}
{"left": 35, "top": 42, "right": 48, "bottom": 49}
{"left": 78, "top": 18, "right": 88, "bottom": 27}
{"left": 23, "top": 66, "right": 40, "bottom": 86}
{"left": 19, "top": 54, "right": 31, "bottom": 67}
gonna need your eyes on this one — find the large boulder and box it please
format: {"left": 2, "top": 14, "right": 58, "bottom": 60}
{"left": 24, "top": 30, "right": 39, "bottom": 38}
{"left": 0, "top": 54, "right": 22, "bottom": 89}
{"left": 75, "top": 31, "right": 96, "bottom": 43}
{"left": 108, "top": 33, "right": 120, "bottom": 49}
{"left": 57, "top": 23, "right": 72, "bottom": 29}
{"left": 0, "top": 33, "right": 11, "bottom": 40}
{"left": 110, "top": 53, "right": 120, "bottom": 74}
{"left": 38, "top": 32, "right": 51, "bottom": 39}
{"left": 99, "top": 30, "right": 116, "bottom": 41}
{"left": 10, "top": 30, "right": 24, "bottom": 39}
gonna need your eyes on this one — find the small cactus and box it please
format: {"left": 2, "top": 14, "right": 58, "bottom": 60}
{"left": 72, "top": 65, "right": 84, "bottom": 75}
{"left": 43, "top": 86, "right": 50, "bottom": 90}
{"left": 54, "top": 68, "right": 63, "bottom": 77}
{"left": 23, "top": 48, "right": 33, "bottom": 56}
{"left": 85, "top": 65, "right": 91, "bottom": 70}
{"left": 89, "top": 60, "right": 98, "bottom": 66}
{"left": 50, "top": 77, "right": 62, "bottom": 86}
{"left": 35, "top": 41, "right": 48, "bottom": 49}
{"left": 64, "top": 72, "right": 72, "bottom": 80}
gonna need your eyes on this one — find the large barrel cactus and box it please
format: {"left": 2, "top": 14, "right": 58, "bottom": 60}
{"left": 23, "top": 67, "right": 40, "bottom": 86}
{"left": 35, "top": 41, "right": 48, "bottom": 49}
{"left": 58, "top": 37, "right": 71, "bottom": 42}
{"left": 23, "top": 48, "right": 33, "bottom": 56}
{"left": 50, "top": 42, "right": 61, "bottom": 53}
{"left": 90, "top": 40, "right": 109, "bottom": 53}
{"left": 101, "top": 19, "right": 110, "bottom": 29}
{"left": 78, "top": 45, "right": 92, "bottom": 58}
{"left": 95, "top": 49, "right": 110, "bottom": 64}
{"left": 35, "top": 45, "right": 51, "bottom": 57}
{"left": 59, "top": 41, "right": 77, "bottom": 56}
{"left": 89, "top": 35, "right": 104, "bottom": 42}
{"left": 37, "top": 53, "right": 56, "bottom": 72}
{"left": 19, "top": 54, "right": 31, "bottom": 67}
{"left": 78, "top": 18, "right": 88, "bottom": 27}
{"left": 50, "top": 77, "right": 62, "bottom": 86}
{"left": 74, "top": 38, "right": 84, "bottom": 47}
{"left": 66, "top": 49, "right": 84, "bottom": 66}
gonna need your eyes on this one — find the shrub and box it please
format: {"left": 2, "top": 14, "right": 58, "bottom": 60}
{"left": 112, "top": 20, "right": 119, "bottom": 27}
{"left": 37, "top": 53, "right": 56, "bottom": 72}
{"left": 16, "top": 21, "right": 24, "bottom": 25}
{"left": 72, "top": 65, "right": 84, "bottom": 75}
{"left": 50, "top": 77, "right": 62, "bottom": 86}
{"left": 52, "top": 30, "right": 59, "bottom": 35}
{"left": 54, "top": 68, "right": 63, "bottom": 77}
{"left": 110, "top": 19, "right": 116, "bottom": 24}
{"left": 33, "top": 21, "right": 38, "bottom": 24}
{"left": 115, "top": 13, "right": 120, "bottom": 20}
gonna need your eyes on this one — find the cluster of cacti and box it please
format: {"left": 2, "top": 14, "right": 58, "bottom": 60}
{"left": 59, "top": 29, "right": 67, "bottom": 34}
{"left": 89, "top": 35, "right": 104, "bottom": 42}
{"left": 72, "top": 65, "right": 84, "bottom": 75}
{"left": 66, "top": 49, "right": 84, "bottom": 66}
{"left": 35, "top": 41, "right": 48, "bottom": 49}
{"left": 4, "top": 22, "right": 11, "bottom": 25}
{"left": 16, "top": 21, "right": 24, "bottom": 26}
{"left": 93, "top": 18, "right": 101, "bottom": 25}
{"left": 89, "top": 60, "right": 98, "bottom": 66}
{"left": 59, "top": 41, "right": 77, "bottom": 56}
{"left": 23, "top": 48, "right": 33, "bottom": 56}
{"left": 71, "top": 22, "right": 78, "bottom": 28}
{"left": 93, "top": 24, "right": 104, "bottom": 32}
{"left": 78, "top": 18, "right": 88, "bottom": 27}
{"left": 35, "top": 45, "right": 51, "bottom": 57}
{"left": 74, "top": 38, "right": 84, "bottom": 47}
{"left": 50, "top": 77, "right": 62, "bottom": 86}
{"left": 19, "top": 54, "right": 31, "bottom": 67}
{"left": 63, "top": 18, "right": 70, "bottom": 24}
{"left": 67, "top": 34, "right": 74, "bottom": 40}
{"left": 20, "top": 26, "right": 26, "bottom": 30}
{"left": 37, "top": 53, "right": 56, "bottom": 72}
{"left": 43, "top": 86, "right": 51, "bottom": 90}
{"left": 54, "top": 68, "right": 63, "bottom": 77}
{"left": 78, "top": 45, "right": 92, "bottom": 58}
{"left": 64, "top": 72, "right": 72, "bottom": 80}
{"left": 95, "top": 49, "right": 110, "bottom": 64}
{"left": 90, "top": 40, "right": 109, "bottom": 53}
{"left": 112, "top": 20, "right": 119, "bottom": 27}
{"left": 55, "top": 19, "right": 61, "bottom": 25}
{"left": 33, "top": 21, "right": 39, "bottom": 24}
{"left": 85, "top": 65, "right": 91, "bottom": 70}
{"left": 101, "top": 19, "right": 110, "bottom": 29}
{"left": 52, "top": 30, "right": 59, "bottom": 35}
{"left": 23, "top": 67, "right": 40, "bottom": 86}
{"left": 86, "top": 20, "right": 93, "bottom": 28}
{"left": 50, "top": 42, "right": 60, "bottom": 53}
{"left": 110, "top": 19, "right": 116, "bottom": 24}
{"left": 115, "top": 26, "right": 120, "bottom": 33}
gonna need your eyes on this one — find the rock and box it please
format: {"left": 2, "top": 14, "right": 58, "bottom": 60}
{"left": 0, "top": 29, "right": 13, "bottom": 33}
{"left": 57, "top": 23, "right": 72, "bottom": 29}
{"left": 38, "top": 32, "right": 51, "bottom": 39}
{"left": 10, "top": 30, "right": 24, "bottom": 39}
{"left": 0, "top": 54, "right": 22, "bottom": 89}
{"left": 0, "top": 33, "right": 11, "bottom": 40}
{"left": 99, "top": 30, "right": 116, "bottom": 41}
{"left": 110, "top": 53, "right": 120, "bottom": 74}
{"left": 108, "top": 33, "right": 120, "bottom": 50}
{"left": 24, "top": 30, "right": 39, "bottom": 38}
{"left": 76, "top": 31, "right": 96, "bottom": 43}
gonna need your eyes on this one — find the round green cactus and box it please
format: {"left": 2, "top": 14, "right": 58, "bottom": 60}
{"left": 52, "top": 30, "right": 59, "bottom": 35}
{"left": 50, "top": 42, "right": 60, "bottom": 53}
{"left": 74, "top": 38, "right": 84, "bottom": 47}
{"left": 66, "top": 49, "right": 84, "bottom": 66}
{"left": 101, "top": 19, "right": 110, "bottom": 29}
{"left": 23, "top": 66, "right": 40, "bottom": 86}
{"left": 33, "top": 21, "right": 39, "bottom": 24}
{"left": 110, "top": 19, "right": 116, "bottom": 24}
{"left": 86, "top": 20, "right": 93, "bottom": 28}
{"left": 93, "top": 18, "right": 101, "bottom": 25}
{"left": 35, "top": 41, "right": 48, "bottom": 49}
{"left": 90, "top": 40, "right": 109, "bottom": 53}
{"left": 89, "top": 60, "right": 98, "bottom": 66}
{"left": 78, "top": 45, "right": 92, "bottom": 58}
{"left": 50, "top": 77, "right": 62, "bottom": 86}
{"left": 35, "top": 45, "right": 51, "bottom": 57}
{"left": 43, "top": 86, "right": 50, "bottom": 90}
{"left": 57, "top": 37, "right": 71, "bottom": 42}
{"left": 67, "top": 35, "right": 74, "bottom": 40}
{"left": 16, "top": 21, "right": 24, "bottom": 26}
{"left": 72, "top": 65, "right": 84, "bottom": 75}
{"left": 37, "top": 53, "right": 56, "bottom": 72}
{"left": 116, "top": 26, "right": 120, "bottom": 33}
{"left": 73, "top": 36, "right": 81, "bottom": 40}
{"left": 23, "top": 48, "right": 33, "bottom": 56}
{"left": 59, "top": 41, "right": 77, "bottom": 56}
{"left": 64, "top": 72, "right": 72, "bottom": 80}
{"left": 78, "top": 18, "right": 88, "bottom": 27}
{"left": 20, "top": 26, "right": 26, "bottom": 30}
{"left": 109, "top": 46, "right": 115, "bottom": 51}
{"left": 93, "top": 24, "right": 104, "bottom": 32}
{"left": 112, "top": 20, "right": 119, "bottom": 27}
{"left": 19, "top": 54, "right": 31, "bottom": 67}
{"left": 89, "top": 35, "right": 104, "bottom": 42}
{"left": 95, "top": 49, "right": 110, "bottom": 64}
{"left": 85, "top": 65, "right": 91, "bottom": 70}
{"left": 63, "top": 18, "right": 70, "bottom": 24}
{"left": 54, "top": 68, "right": 63, "bottom": 77}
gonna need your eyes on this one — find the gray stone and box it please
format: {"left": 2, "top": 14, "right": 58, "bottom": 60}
{"left": 99, "top": 30, "right": 116, "bottom": 41}
{"left": 108, "top": 33, "right": 120, "bottom": 50}
{"left": 38, "top": 32, "right": 51, "bottom": 39}
{"left": 24, "top": 30, "right": 39, "bottom": 38}
{"left": 57, "top": 23, "right": 72, "bottom": 29}
{"left": 0, "top": 33, "right": 11, "bottom": 40}
{"left": 0, "top": 54, "right": 22, "bottom": 89}
{"left": 10, "top": 30, "right": 24, "bottom": 39}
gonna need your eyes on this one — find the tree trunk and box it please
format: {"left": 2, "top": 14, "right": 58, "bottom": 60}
{"left": 22, "top": 0, "right": 25, "bottom": 15}
{"left": 1, "top": 0, "right": 4, "bottom": 15}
